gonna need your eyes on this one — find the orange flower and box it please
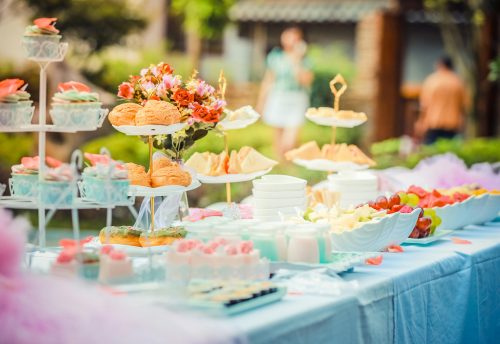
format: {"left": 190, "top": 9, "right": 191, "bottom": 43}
{"left": 117, "top": 82, "right": 134, "bottom": 99}
{"left": 58, "top": 81, "right": 91, "bottom": 92}
{"left": 33, "top": 17, "right": 59, "bottom": 34}
{"left": 192, "top": 103, "right": 219, "bottom": 123}
{"left": 157, "top": 62, "right": 173, "bottom": 75}
{"left": 173, "top": 88, "right": 194, "bottom": 107}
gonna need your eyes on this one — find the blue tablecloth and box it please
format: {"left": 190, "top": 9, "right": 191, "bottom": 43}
{"left": 230, "top": 222, "right": 500, "bottom": 344}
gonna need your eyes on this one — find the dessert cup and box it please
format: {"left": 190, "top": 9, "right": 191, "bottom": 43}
{"left": 0, "top": 101, "right": 34, "bottom": 128}
{"left": 22, "top": 35, "right": 62, "bottom": 60}
{"left": 9, "top": 174, "right": 38, "bottom": 198}
{"left": 50, "top": 102, "right": 104, "bottom": 129}
{"left": 80, "top": 175, "right": 129, "bottom": 204}
{"left": 39, "top": 180, "right": 74, "bottom": 206}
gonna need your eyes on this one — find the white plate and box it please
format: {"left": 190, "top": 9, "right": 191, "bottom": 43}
{"left": 217, "top": 117, "right": 259, "bottom": 131}
{"left": 271, "top": 251, "right": 380, "bottom": 274}
{"left": 112, "top": 122, "right": 187, "bottom": 136}
{"left": 128, "top": 179, "right": 201, "bottom": 197}
{"left": 197, "top": 168, "right": 272, "bottom": 184}
{"left": 403, "top": 229, "right": 454, "bottom": 245}
{"left": 305, "top": 113, "right": 367, "bottom": 128}
{"left": 294, "top": 158, "right": 369, "bottom": 172}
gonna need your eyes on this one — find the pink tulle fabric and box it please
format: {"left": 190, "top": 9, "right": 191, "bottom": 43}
{"left": 376, "top": 153, "right": 500, "bottom": 192}
{"left": 0, "top": 209, "right": 243, "bottom": 344}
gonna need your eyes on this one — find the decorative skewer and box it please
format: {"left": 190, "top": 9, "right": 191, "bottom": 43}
{"left": 329, "top": 74, "right": 347, "bottom": 147}
{"left": 148, "top": 135, "right": 155, "bottom": 231}
{"left": 218, "top": 70, "right": 231, "bottom": 205}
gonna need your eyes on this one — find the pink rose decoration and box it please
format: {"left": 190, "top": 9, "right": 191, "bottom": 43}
{"left": 239, "top": 241, "right": 253, "bottom": 254}
{"left": 109, "top": 250, "right": 126, "bottom": 261}
{"left": 117, "top": 82, "right": 134, "bottom": 99}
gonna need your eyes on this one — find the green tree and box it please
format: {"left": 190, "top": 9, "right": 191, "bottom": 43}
{"left": 171, "top": 0, "right": 235, "bottom": 69}
{"left": 22, "top": 0, "right": 146, "bottom": 52}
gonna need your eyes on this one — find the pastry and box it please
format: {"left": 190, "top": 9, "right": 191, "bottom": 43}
{"left": 108, "top": 103, "right": 142, "bottom": 126}
{"left": 285, "top": 141, "right": 322, "bottom": 161}
{"left": 185, "top": 152, "right": 212, "bottom": 175}
{"left": 152, "top": 157, "right": 175, "bottom": 171}
{"left": 211, "top": 151, "right": 229, "bottom": 176}
{"left": 150, "top": 164, "right": 192, "bottom": 187}
{"left": 125, "top": 163, "right": 151, "bottom": 187}
{"left": 228, "top": 151, "right": 242, "bottom": 174}
{"left": 135, "top": 100, "right": 181, "bottom": 126}
{"left": 139, "top": 227, "right": 187, "bottom": 247}
{"left": 99, "top": 226, "right": 142, "bottom": 247}
{"left": 238, "top": 147, "right": 277, "bottom": 174}
{"left": 98, "top": 246, "right": 133, "bottom": 283}
{"left": 306, "top": 107, "right": 367, "bottom": 121}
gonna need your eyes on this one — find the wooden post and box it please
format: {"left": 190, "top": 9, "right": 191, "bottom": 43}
{"left": 372, "top": 10, "right": 403, "bottom": 141}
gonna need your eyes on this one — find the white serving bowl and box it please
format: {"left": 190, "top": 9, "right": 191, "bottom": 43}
{"left": 387, "top": 208, "right": 420, "bottom": 246}
{"left": 330, "top": 212, "right": 399, "bottom": 252}
{"left": 252, "top": 188, "right": 306, "bottom": 199}
{"left": 433, "top": 201, "right": 466, "bottom": 230}
{"left": 475, "top": 194, "right": 500, "bottom": 224}
{"left": 253, "top": 174, "right": 306, "bottom": 192}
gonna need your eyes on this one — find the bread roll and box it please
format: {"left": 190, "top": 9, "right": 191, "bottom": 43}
{"left": 135, "top": 100, "right": 181, "bottom": 126}
{"left": 108, "top": 103, "right": 142, "bottom": 126}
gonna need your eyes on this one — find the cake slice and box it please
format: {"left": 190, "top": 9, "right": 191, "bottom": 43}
{"left": 238, "top": 147, "right": 277, "bottom": 174}
{"left": 228, "top": 150, "right": 242, "bottom": 174}
{"left": 185, "top": 152, "right": 211, "bottom": 175}
{"left": 285, "top": 141, "right": 322, "bottom": 161}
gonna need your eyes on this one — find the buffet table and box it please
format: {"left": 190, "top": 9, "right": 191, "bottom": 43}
{"left": 230, "top": 221, "right": 500, "bottom": 344}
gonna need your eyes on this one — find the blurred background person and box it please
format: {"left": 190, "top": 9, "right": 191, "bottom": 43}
{"left": 415, "top": 56, "right": 468, "bottom": 145}
{"left": 257, "top": 26, "right": 314, "bottom": 158}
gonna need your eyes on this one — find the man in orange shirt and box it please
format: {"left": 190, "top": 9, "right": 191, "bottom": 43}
{"left": 416, "top": 56, "right": 468, "bottom": 144}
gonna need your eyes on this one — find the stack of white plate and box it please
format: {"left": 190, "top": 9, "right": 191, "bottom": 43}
{"left": 252, "top": 175, "right": 307, "bottom": 221}
{"left": 328, "top": 171, "right": 378, "bottom": 209}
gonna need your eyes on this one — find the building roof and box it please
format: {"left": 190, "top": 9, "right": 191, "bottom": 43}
{"left": 229, "top": 0, "right": 393, "bottom": 23}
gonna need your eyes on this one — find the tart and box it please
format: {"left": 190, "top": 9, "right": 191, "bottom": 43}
{"left": 99, "top": 226, "right": 142, "bottom": 247}
{"left": 139, "top": 227, "right": 187, "bottom": 247}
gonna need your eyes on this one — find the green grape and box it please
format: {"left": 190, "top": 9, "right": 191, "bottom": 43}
{"left": 398, "top": 192, "right": 409, "bottom": 204}
{"left": 406, "top": 193, "right": 420, "bottom": 207}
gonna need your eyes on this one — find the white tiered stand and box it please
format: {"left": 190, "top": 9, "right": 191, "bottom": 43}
{"left": 0, "top": 40, "right": 136, "bottom": 248}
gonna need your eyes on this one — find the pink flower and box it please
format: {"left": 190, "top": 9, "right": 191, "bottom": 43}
{"left": 141, "top": 81, "right": 156, "bottom": 92}
{"left": 117, "top": 82, "right": 134, "bottom": 99}
{"left": 140, "top": 68, "right": 149, "bottom": 77}
{"left": 162, "top": 74, "right": 181, "bottom": 89}
{"left": 195, "top": 81, "right": 215, "bottom": 97}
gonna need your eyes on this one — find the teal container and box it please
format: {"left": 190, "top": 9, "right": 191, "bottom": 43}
{"left": 79, "top": 263, "right": 100, "bottom": 280}
{"left": 10, "top": 173, "right": 38, "bottom": 198}
{"left": 252, "top": 237, "right": 279, "bottom": 261}
{"left": 40, "top": 180, "right": 74, "bottom": 206}
{"left": 82, "top": 175, "right": 130, "bottom": 204}
{"left": 22, "top": 35, "right": 62, "bottom": 60}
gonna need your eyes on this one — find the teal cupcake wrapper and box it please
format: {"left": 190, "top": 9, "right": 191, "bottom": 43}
{"left": 80, "top": 176, "right": 130, "bottom": 204}
{"left": 50, "top": 104, "right": 107, "bottom": 129}
{"left": 22, "top": 35, "right": 62, "bottom": 60}
{"left": 9, "top": 174, "right": 39, "bottom": 198}
{"left": 39, "top": 180, "right": 75, "bottom": 206}
{"left": 0, "top": 102, "right": 34, "bottom": 127}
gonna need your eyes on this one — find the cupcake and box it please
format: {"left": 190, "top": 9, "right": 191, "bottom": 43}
{"left": 50, "top": 81, "right": 104, "bottom": 129}
{"left": 0, "top": 79, "right": 34, "bottom": 128}
{"left": 22, "top": 17, "right": 62, "bottom": 60}
{"left": 81, "top": 153, "right": 130, "bottom": 204}
{"left": 10, "top": 156, "right": 61, "bottom": 198}
{"left": 51, "top": 248, "right": 100, "bottom": 280}
{"left": 39, "top": 162, "right": 76, "bottom": 206}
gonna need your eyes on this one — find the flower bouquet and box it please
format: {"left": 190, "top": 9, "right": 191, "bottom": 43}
{"left": 116, "top": 62, "right": 226, "bottom": 160}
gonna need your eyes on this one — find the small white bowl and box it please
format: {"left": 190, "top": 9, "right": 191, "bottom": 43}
{"left": 253, "top": 174, "right": 307, "bottom": 192}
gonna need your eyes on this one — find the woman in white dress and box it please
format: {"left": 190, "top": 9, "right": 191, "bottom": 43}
{"left": 257, "top": 27, "right": 314, "bottom": 158}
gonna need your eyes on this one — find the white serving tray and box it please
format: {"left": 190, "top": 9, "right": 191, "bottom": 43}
{"left": 403, "top": 229, "right": 454, "bottom": 245}
{"left": 197, "top": 168, "right": 272, "bottom": 184}
{"left": 112, "top": 122, "right": 186, "bottom": 136}
{"left": 293, "top": 158, "right": 369, "bottom": 172}
{"left": 305, "top": 113, "right": 367, "bottom": 128}
{"left": 128, "top": 179, "right": 201, "bottom": 197}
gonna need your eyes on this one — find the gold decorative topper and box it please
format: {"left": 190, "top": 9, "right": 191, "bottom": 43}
{"left": 329, "top": 74, "right": 347, "bottom": 111}
{"left": 218, "top": 70, "right": 227, "bottom": 100}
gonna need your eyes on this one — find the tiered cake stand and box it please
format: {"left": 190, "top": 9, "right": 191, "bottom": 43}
{"left": 111, "top": 118, "right": 200, "bottom": 231}
{"left": 293, "top": 74, "right": 370, "bottom": 173}
{"left": 196, "top": 71, "right": 265, "bottom": 209}
{"left": 0, "top": 39, "right": 134, "bottom": 248}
